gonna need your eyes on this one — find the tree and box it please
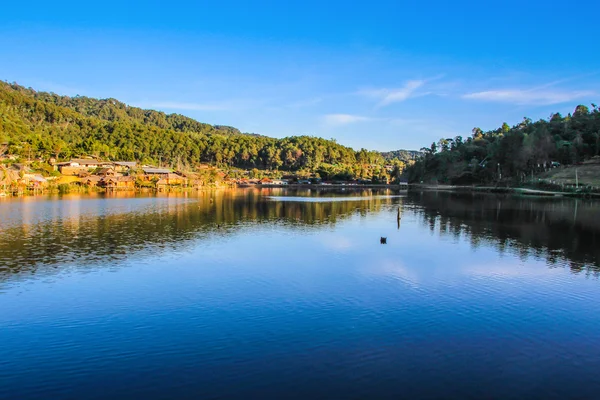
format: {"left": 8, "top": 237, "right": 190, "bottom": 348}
{"left": 405, "top": 103, "right": 600, "bottom": 184}
{"left": 574, "top": 105, "right": 590, "bottom": 116}
{"left": 52, "top": 139, "right": 66, "bottom": 160}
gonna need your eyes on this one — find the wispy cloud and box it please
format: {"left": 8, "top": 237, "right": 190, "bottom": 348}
{"left": 462, "top": 88, "right": 595, "bottom": 106}
{"left": 323, "top": 114, "right": 372, "bottom": 126}
{"left": 360, "top": 80, "right": 426, "bottom": 107}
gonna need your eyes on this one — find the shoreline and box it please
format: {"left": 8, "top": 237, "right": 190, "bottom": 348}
{"left": 409, "top": 184, "right": 600, "bottom": 199}
{"left": 0, "top": 185, "right": 235, "bottom": 198}
{"left": 4, "top": 183, "right": 599, "bottom": 199}
{"left": 0, "top": 183, "right": 408, "bottom": 198}
{"left": 245, "top": 183, "right": 409, "bottom": 189}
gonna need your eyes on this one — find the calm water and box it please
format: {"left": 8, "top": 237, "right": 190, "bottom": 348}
{"left": 1, "top": 189, "right": 600, "bottom": 399}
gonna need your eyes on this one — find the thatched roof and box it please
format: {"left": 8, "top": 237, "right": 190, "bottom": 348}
{"left": 85, "top": 176, "right": 103, "bottom": 183}
{"left": 0, "top": 168, "right": 19, "bottom": 185}
{"left": 114, "top": 161, "right": 137, "bottom": 168}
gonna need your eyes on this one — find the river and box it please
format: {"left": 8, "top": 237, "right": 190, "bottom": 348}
{"left": 1, "top": 188, "right": 599, "bottom": 399}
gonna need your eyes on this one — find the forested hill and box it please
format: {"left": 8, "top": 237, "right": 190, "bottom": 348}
{"left": 381, "top": 149, "right": 422, "bottom": 162}
{"left": 0, "top": 81, "right": 403, "bottom": 179}
{"left": 2, "top": 83, "right": 239, "bottom": 137}
{"left": 406, "top": 104, "right": 600, "bottom": 184}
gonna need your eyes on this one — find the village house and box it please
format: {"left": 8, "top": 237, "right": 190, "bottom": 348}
{"left": 21, "top": 173, "right": 48, "bottom": 189}
{"left": 179, "top": 172, "right": 203, "bottom": 188}
{"left": 142, "top": 167, "right": 172, "bottom": 178}
{"left": 83, "top": 176, "right": 103, "bottom": 187}
{"left": 71, "top": 159, "right": 110, "bottom": 168}
{"left": 236, "top": 178, "right": 260, "bottom": 186}
{"left": 258, "top": 177, "right": 272, "bottom": 184}
{"left": 55, "top": 159, "right": 112, "bottom": 176}
{"left": 0, "top": 168, "right": 19, "bottom": 191}
{"left": 114, "top": 161, "right": 137, "bottom": 173}
{"left": 95, "top": 167, "right": 121, "bottom": 177}
{"left": 100, "top": 176, "right": 136, "bottom": 190}
{"left": 156, "top": 173, "right": 187, "bottom": 191}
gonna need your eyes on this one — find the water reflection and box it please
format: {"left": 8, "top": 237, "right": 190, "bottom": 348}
{"left": 407, "top": 191, "right": 600, "bottom": 275}
{"left": 1, "top": 189, "right": 599, "bottom": 283}
{"left": 0, "top": 189, "right": 399, "bottom": 281}
{"left": 2, "top": 189, "right": 600, "bottom": 399}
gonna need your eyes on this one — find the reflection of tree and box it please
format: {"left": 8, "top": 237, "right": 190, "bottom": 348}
{"left": 407, "top": 191, "right": 600, "bottom": 275}
{"left": 0, "top": 189, "right": 398, "bottom": 281}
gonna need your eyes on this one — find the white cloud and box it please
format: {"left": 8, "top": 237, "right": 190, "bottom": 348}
{"left": 462, "top": 88, "right": 595, "bottom": 105}
{"left": 360, "top": 80, "right": 426, "bottom": 107}
{"left": 323, "top": 113, "right": 371, "bottom": 126}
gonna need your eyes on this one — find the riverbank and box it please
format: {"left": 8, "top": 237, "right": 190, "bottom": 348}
{"left": 4, "top": 183, "right": 598, "bottom": 199}
{"left": 0, "top": 183, "right": 408, "bottom": 198}
{"left": 248, "top": 183, "right": 409, "bottom": 189}
{"left": 0, "top": 184, "right": 237, "bottom": 198}
{"left": 409, "top": 184, "right": 600, "bottom": 199}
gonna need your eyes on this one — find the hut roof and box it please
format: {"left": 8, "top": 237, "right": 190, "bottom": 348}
{"left": 114, "top": 161, "right": 137, "bottom": 167}
{"left": 86, "top": 176, "right": 103, "bottom": 183}
{"left": 70, "top": 159, "right": 107, "bottom": 165}
{"left": 96, "top": 167, "right": 115, "bottom": 175}
{"left": 143, "top": 167, "right": 172, "bottom": 174}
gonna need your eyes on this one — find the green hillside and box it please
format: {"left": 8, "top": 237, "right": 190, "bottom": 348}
{"left": 0, "top": 81, "right": 400, "bottom": 181}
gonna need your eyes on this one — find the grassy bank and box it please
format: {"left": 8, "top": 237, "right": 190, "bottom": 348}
{"left": 538, "top": 160, "right": 600, "bottom": 187}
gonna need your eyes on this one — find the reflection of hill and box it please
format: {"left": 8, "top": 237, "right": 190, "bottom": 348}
{"left": 407, "top": 191, "right": 600, "bottom": 274}
{"left": 0, "top": 189, "right": 398, "bottom": 281}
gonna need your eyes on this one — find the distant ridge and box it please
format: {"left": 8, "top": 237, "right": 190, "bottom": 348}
{"left": 380, "top": 149, "right": 423, "bottom": 162}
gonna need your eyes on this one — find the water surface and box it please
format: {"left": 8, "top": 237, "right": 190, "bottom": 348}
{"left": 1, "top": 189, "right": 600, "bottom": 399}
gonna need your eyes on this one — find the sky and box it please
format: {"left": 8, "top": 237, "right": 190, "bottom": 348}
{"left": 1, "top": 0, "right": 599, "bottom": 151}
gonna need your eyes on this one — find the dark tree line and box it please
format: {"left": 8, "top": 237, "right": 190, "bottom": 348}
{"left": 406, "top": 105, "right": 600, "bottom": 184}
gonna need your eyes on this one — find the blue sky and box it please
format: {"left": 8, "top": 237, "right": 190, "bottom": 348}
{"left": 1, "top": 0, "right": 599, "bottom": 151}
